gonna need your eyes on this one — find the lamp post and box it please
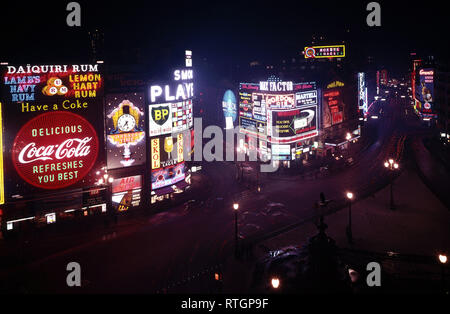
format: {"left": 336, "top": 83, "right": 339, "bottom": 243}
{"left": 384, "top": 159, "right": 399, "bottom": 210}
{"left": 233, "top": 203, "right": 239, "bottom": 258}
{"left": 438, "top": 254, "right": 447, "bottom": 293}
{"left": 346, "top": 192, "right": 354, "bottom": 244}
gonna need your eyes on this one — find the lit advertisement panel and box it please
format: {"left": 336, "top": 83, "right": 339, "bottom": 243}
{"left": 112, "top": 175, "right": 142, "bottom": 193}
{"left": 150, "top": 133, "right": 184, "bottom": 169}
{"left": 151, "top": 162, "right": 185, "bottom": 189}
{"left": 304, "top": 45, "right": 345, "bottom": 58}
{"left": 251, "top": 93, "right": 266, "bottom": 122}
{"left": 293, "top": 82, "right": 316, "bottom": 91}
{"left": 266, "top": 94, "right": 295, "bottom": 110}
{"left": 296, "top": 90, "right": 317, "bottom": 106}
{"left": 111, "top": 175, "right": 142, "bottom": 210}
{"left": 323, "top": 89, "right": 343, "bottom": 127}
{"left": 1, "top": 63, "right": 105, "bottom": 197}
{"left": 418, "top": 68, "right": 434, "bottom": 114}
{"left": 222, "top": 90, "right": 237, "bottom": 126}
{"left": 270, "top": 105, "right": 318, "bottom": 143}
{"left": 357, "top": 72, "right": 368, "bottom": 114}
{"left": 106, "top": 93, "right": 146, "bottom": 169}
{"left": 148, "top": 100, "right": 192, "bottom": 137}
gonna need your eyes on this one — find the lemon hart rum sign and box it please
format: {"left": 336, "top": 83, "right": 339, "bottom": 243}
{"left": 1, "top": 63, "right": 105, "bottom": 199}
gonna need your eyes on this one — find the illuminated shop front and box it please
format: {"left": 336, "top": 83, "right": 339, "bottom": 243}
{"left": 238, "top": 77, "right": 321, "bottom": 168}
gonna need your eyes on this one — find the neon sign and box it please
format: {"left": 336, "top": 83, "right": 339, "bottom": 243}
{"left": 11, "top": 111, "right": 99, "bottom": 189}
{"left": 260, "top": 81, "right": 293, "bottom": 92}
{"left": 304, "top": 45, "right": 345, "bottom": 59}
{"left": 266, "top": 94, "right": 295, "bottom": 109}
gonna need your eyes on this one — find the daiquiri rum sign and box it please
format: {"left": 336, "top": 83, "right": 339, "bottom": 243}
{"left": 1, "top": 63, "right": 105, "bottom": 199}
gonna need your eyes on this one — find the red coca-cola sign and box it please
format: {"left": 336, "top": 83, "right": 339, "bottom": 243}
{"left": 12, "top": 111, "right": 99, "bottom": 189}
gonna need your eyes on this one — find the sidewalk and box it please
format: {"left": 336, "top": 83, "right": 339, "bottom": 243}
{"left": 222, "top": 167, "right": 450, "bottom": 291}
{"left": 411, "top": 136, "right": 450, "bottom": 209}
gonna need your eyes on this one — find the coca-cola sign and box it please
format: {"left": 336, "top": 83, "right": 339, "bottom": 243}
{"left": 12, "top": 111, "right": 99, "bottom": 189}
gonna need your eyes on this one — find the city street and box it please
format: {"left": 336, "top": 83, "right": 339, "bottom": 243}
{"left": 1, "top": 90, "right": 446, "bottom": 294}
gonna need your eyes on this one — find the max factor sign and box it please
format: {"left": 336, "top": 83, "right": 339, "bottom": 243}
{"left": 260, "top": 81, "right": 293, "bottom": 92}
{"left": 149, "top": 69, "right": 194, "bottom": 103}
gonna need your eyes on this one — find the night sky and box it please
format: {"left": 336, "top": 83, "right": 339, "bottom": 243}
{"left": 1, "top": 0, "right": 449, "bottom": 74}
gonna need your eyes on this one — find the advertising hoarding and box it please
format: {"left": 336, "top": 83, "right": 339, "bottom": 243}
{"left": 296, "top": 90, "right": 318, "bottom": 106}
{"left": 270, "top": 106, "right": 318, "bottom": 140}
{"left": 304, "top": 45, "right": 345, "bottom": 58}
{"left": 111, "top": 175, "right": 142, "bottom": 211}
{"left": 1, "top": 63, "right": 105, "bottom": 199}
{"left": 418, "top": 68, "right": 434, "bottom": 114}
{"left": 323, "top": 89, "right": 343, "bottom": 127}
{"left": 106, "top": 93, "right": 146, "bottom": 169}
{"left": 151, "top": 162, "right": 185, "bottom": 189}
{"left": 222, "top": 90, "right": 237, "bottom": 128}
{"left": 357, "top": 72, "right": 368, "bottom": 114}
{"left": 150, "top": 133, "right": 184, "bottom": 170}
{"left": 148, "top": 100, "right": 193, "bottom": 137}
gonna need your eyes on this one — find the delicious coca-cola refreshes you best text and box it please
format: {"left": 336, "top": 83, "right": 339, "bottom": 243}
{"left": 12, "top": 111, "right": 99, "bottom": 189}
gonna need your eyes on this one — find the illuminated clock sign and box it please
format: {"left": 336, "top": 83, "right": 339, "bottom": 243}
{"left": 11, "top": 111, "right": 99, "bottom": 189}
{"left": 304, "top": 45, "right": 345, "bottom": 59}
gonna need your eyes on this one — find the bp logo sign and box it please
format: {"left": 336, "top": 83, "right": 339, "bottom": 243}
{"left": 149, "top": 104, "right": 172, "bottom": 136}
{"left": 151, "top": 105, "right": 170, "bottom": 126}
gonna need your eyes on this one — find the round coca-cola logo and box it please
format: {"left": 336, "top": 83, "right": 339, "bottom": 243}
{"left": 12, "top": 111, "right": 99, "bottom": 189}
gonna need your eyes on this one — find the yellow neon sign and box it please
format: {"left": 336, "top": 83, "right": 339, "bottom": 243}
{"left": 304, "top": 45, "right": 345, "bottom": 59}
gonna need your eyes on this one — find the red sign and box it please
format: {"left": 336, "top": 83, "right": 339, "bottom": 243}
{"left": 11, "top": 111, "right": 99, "bottom": 189}
{"left": 112, "top": 175, "right": 142, "bottom": 193}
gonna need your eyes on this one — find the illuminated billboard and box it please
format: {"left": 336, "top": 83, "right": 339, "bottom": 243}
{"left": 238, "top": 79, "right": 319, "bottom": 143}
{"left": 1, "top": 63, "right": 105, "bottom": 198}
{"left": 304, "top": 45, "right": 345, "bottom": 58}
{"left": 269, "top": 106, "right": 318, "bottom": 143}
{"left": 106, "top": 93, "right": 146, "bottom": 169}
{"left": 323, "top": 89, "right": 343, "bottom": 127}
{"left": 149, "top": 100, "right": 193, "bottom": 137}
{"left": 418, "top": 68, "right": 434, "bottom": 114}
{"left": 222, "top": 90, "right": 237, "bottom": 129}
{"left": 358, "top": 72, "right": 368, "bottom": 115}
{"left": 111, "top": 175, "right": 142, "bottom": 210}
{"left": 150, "top": 133, "right": 184, "bottom": 170}
{"left": 151, "top": 162, "right": 185, "bottom": 189}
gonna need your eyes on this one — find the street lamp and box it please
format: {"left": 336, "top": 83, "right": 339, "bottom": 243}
{"left": 384, "top": 159, "right": 399, "bottom": 210}
{"left": 346, "top": 132, "right": 352, "bottom": 141}
{"left": 271, "top": 277, "right": 280, "bottom": 289}
{"left": 233, "top": 203, "right": 239, "bottom": 258}
{"left": 438, "top": 254, "right": 448, "bottom": 293}
{"left": 346, "top": 192, "right": 354, "bottom": 244}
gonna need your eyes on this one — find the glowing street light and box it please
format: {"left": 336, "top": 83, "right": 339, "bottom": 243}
{"left": 346, "top": 132, "right": 352, "bottom": 141}
{"left": 346, "top": 191, "right": 354, "bottom": 244}
{"left": 271, "top": 277, "right": 280, "bottom": 289}
{"left": 384, "top": 159, "right": 400, "bottom": 210}
{"left": 439, "top": 254, "right": 448, "bottom": 264}
{"left": 233, "top": 203, "right": 239, "bottom": 258}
